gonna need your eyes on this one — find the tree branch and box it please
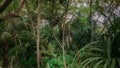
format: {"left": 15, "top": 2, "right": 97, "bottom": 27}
{"left": 0, "top": 0, "right": 13, "bottom": 13}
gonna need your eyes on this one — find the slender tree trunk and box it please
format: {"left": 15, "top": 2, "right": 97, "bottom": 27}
{"left": 89, "top": 0, "right": 93, "bottom": 43}
{"left": 51, "top": 0, "right": 55, "bottom": 27}
{"left": 36, "top": 0, "right": 41, "bottom": 68}
{"left": 1, "top": 41, "right": 9, "bottom": 68}
{"left": 62, "top": 0, "right": 70, "bottom": 68}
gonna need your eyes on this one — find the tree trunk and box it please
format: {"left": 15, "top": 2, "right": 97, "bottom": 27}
{"left": 1, "top": 41, "right": 9, "bottom": 68}
{"left": 90, "top": 0, "right": 93, "bottom": 43}
{"left": 36, "top": 0, "right": 41, "bottom": 68}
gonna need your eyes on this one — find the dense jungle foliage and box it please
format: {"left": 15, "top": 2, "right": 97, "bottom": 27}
{"left": 0, "top": 0, "right": 120, "bottom": 68}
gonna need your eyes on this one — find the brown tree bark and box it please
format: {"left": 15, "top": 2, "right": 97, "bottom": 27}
{"left": 0, "top": 13, "right": 19, "bottom": 21}
{"left": 36, "top": 0, "right": 41, "bottom": 68}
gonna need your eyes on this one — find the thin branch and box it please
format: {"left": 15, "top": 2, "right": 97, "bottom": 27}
{"left": 16, "top": 34, "right": 26, "bottom": 59}
{"left": 0, "top": 13, "right": 19, "bottom": 21}
{"left": 25, "top": 0, "right": 36, "bottom": 37}
{"left": 16, "top": 0, "right": 26, "bottom": 15}
{"left": 100, "top": 12, "right": 113, "bottom": 26}
{"left": 10, "top": 56, "right": 15, "bottom": 68}
{"left": 52, "top": 29, "right": 63, "bottom": 48}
